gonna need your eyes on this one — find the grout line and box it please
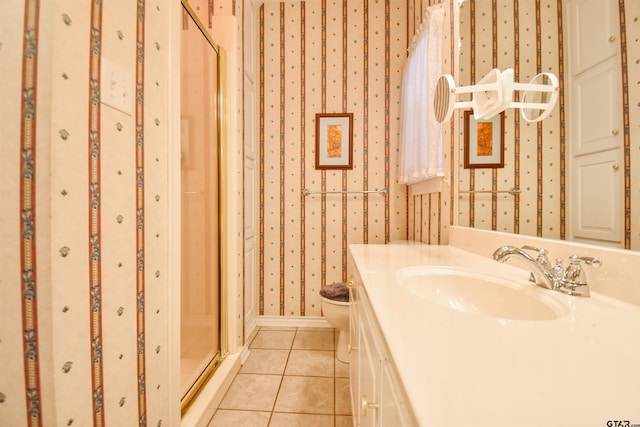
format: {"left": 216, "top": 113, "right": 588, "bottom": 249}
{"left": 210, "top": 327, "right": 352, "bottom": 424}
{"left": 335, "top": 326, "right": 340, "bottom": 422}
{"left": 268, "top": 327, "right": 295, "bottom": 418}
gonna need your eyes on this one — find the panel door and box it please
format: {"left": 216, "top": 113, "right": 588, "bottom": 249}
{"left": 570, "top": 149, "right": 623, "bottom": 246}
{"left": 567, "top": 0, "right": 623, "bottom": 248}
{"left": 358, "top": 320, "right": 382, "bottom": 427}
{"left": 566, "top": 0, "right": 619, "bottom": 74}
{"left": 243, "top": 0, "right": 259, "bottom": 339}
{"left": 349, "top": 281, "right": 361, "bottom": 422}
{"left": 379, "top": 360, "right": 409, "bottom": 427}
{"left": 570, "top": 57, "right": 623, "bottom": 156}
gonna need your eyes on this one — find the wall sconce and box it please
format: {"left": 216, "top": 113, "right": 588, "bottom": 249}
{"left": 433, "top": 68, "right": 559, "bottom": 123}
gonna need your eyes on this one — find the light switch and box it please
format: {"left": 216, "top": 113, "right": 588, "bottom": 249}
{"left": 101, "top": 56, "right": 133, "bottom": 115}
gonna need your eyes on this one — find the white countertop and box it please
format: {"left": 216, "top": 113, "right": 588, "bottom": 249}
{"left": 349, "top": 242, "right": 640, "bottom": 426}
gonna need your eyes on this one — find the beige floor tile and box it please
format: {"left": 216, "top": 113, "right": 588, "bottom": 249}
{"left": 208, "top": 409, "right": 271, "bottom": 427}
{"left": 250, "top": 330, "right": 296, "bottom": 350}
{"left": 335, "top": 356, "right": 350, "bottom": 378}
{"left": 240, "top": 349, "right": 290, "bottom": 375}
{"left": 273, "top": 376, "right": 334, "bottom": 414}
{"left": 218, "top": 374, "right": 282, "bottom": 411}
{"left": 292, "top": 330, "right": 335, "bottom": 351}
{"left": 268, "top": 413, "right": 334, "bottom": 427}
{"left": 335, "top": 378, "right": 352, "bottom": 415}
{"left": 284, "top": 350, "right": 334, "bottom": 377}
{"left": 211, "top": 328, "right": 357, "bottom": 425}
{"left": 335, "top": 415, "right": 353, "bottom": 427}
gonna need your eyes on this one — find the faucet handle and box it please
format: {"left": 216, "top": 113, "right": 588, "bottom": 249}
{"left": 569, "top": 255, "right": 602, "bottom": 269}
{"left": 521, "top": 245, "right": 547, "bottom": 254}
{"left": 552, "top": 258, "right": 564, "bottom": 277}
{"left": 564, "top": 255, "right": 601, "bottom": 284}
{"left": 560, "top": 255, "right": 602, "bottom": 297}
{"left": 521, "top": 245, "right": 551, "bottom": 268}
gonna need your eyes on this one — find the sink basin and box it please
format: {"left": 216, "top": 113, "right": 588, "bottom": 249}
{"left": 396, "top": 266, "right": 568, "bottom": 321}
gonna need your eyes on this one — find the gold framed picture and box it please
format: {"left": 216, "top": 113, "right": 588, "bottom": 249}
{"left": 463, "top": 110, "right": 505, "bottom": 169}
{"left": 315, "top": 113, "right": 353, "bottom": 170}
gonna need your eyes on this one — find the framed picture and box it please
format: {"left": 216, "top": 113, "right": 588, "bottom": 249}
{"left": 315, "top": 113, "right": 353, "bottom": 169}
{"left": 463, "top": 110, "right": 504, "bottom": 169}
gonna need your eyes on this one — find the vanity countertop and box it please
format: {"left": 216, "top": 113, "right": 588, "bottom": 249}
{"left": 349, "top": 242, "right": 640, "bottom": 426}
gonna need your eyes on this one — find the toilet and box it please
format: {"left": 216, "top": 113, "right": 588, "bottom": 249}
{"left": 320, "top": 282, "right": 350, "bottom": 363}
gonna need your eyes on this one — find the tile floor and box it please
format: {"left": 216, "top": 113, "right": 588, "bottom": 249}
{"left": 209, "top": 327, "right": 352, "bottom": 427}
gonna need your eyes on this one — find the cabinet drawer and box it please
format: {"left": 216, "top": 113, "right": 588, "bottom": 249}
{"left": 348, "top": 250, "right": 418, "bottom": 426}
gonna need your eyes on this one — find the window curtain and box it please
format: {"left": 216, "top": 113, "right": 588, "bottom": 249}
{"left": 398, "top": 4, "right": 446, "bottom": 184}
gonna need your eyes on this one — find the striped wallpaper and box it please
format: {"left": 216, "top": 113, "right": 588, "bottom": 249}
{"left": 405, "top": 0, "right": 456, "bottom": 246}
{"left": 88, "top": 1, "right": 106, "bottom": 424}
{"left": 258, "top": 0, "right": 453, "bottom": 317}
{"left": 2, "top": 0, "right": 248, "bottom": 425}
{"left": 455, "top": 0, "right": 640, "bottom": 251}
{"left": 1, "top": 1, "right": 174, "bottom": 425}
{"left": 3, "top": 1, "right": 638, "bottom": 423}
{"left": 457, "top": 0, "right": 565, "bottom": 242}
{"left": 18, "top": 1, "right": 42, "bottom": 425}
{"left": 258, "top": 0, "right": 640, "bottom": 321}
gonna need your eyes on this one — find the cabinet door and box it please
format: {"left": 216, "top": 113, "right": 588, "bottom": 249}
{"left": 358, "top": 320, "right": 382, "bottom": 427}
{"left": 571, "top": 149, "right": 623, "bottom": 245}
{"left": 566, "top": 0, "right": 619, "bottom": 74}
{"left": 379, "top": 359, "right": 418, "bottom": 427}
{"left": 379, "top": 364, "right": 401, "bottom": 427}
{"left": 349, "top": 282, "right": 360, "bottom": 423}
{"left": 349, "top": 251, "right": 418, "bottom": 426}
{"left": 571, "top": 57, "right": 623, "bottom": 157}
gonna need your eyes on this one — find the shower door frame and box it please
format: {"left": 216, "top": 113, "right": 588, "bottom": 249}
{"left": 178, "top": 0, "right": 229, "bottom": 416}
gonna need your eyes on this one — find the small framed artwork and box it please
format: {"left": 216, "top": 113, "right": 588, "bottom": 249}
{"left": 463, "top": 110, "right": 505, "bottom": 169}
{"left": 315, "top": 113, "right": 353, "bottom": 170}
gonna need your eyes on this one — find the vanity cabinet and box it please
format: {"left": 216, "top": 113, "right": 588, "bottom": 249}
{"left": 348, "top": 256, "right": 417, "bottom": 427}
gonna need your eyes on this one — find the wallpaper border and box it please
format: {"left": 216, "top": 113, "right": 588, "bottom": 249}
{"left": 88, "top": 0, "right": 105, "bottom": 424}
{"left": 20, "top": 0, "right": 44, "bottom": 425}
{"left": 135, "top": 0, "right": 148, "bottom": 424}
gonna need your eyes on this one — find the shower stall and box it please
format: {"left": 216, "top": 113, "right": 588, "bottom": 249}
{"left": 179, "top": 1, "right": 227, "bottom": 414}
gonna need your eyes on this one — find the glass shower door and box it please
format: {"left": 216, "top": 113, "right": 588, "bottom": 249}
{"left": 180, "top": 3, "right": 222, "bottom": 409}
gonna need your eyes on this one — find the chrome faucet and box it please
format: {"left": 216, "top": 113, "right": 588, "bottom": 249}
{"left": 492, "top": 245, "right": 601, "bottom": 297}
{"left": 492, "top": 245, "right": 559, "bottom": 290}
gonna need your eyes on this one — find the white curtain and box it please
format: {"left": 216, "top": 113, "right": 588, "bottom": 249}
{"left": 398, "top": 4, "right": 446, "bottom": 184}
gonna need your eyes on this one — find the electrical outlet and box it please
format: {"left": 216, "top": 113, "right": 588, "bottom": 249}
{"left": 101, "top": 56, "right": 133, "bottom": 115}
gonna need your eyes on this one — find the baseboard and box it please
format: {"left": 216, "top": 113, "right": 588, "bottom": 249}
{"left": 239, "top": 343, "right": 251, "bottom": 365}
{"left": 255, "top": 315, "right": 332, "bottom": 329}
{"left": 244, "top": 315, "right": 258, "bottom": 344}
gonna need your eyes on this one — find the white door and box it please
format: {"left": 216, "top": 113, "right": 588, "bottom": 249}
{"left": 243, "top": 0, "right": 259, "bottom": 338}
{"left": 349, "top": 281, "right": 361, "bottom": 424}
{"left": 571, "top": 58, "right": 623, "bottom": 157}
{"left": 359, "top": 314, "right": 382, "bottom": 427}
{"left": 566, "top": 0, "right": 623, "bottom": 247}
{"left": 571, "top": 150, "right": 623, "bottom": 244}
{"left": 566, "top": 0, "right": 619, "bottom": 74}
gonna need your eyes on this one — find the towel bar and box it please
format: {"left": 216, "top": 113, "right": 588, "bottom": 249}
{"left": 302, "top": 188, "right": 388, "bottom": 196}
{"left": 459, "top": 187, "right": 520, "bottom": 195}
